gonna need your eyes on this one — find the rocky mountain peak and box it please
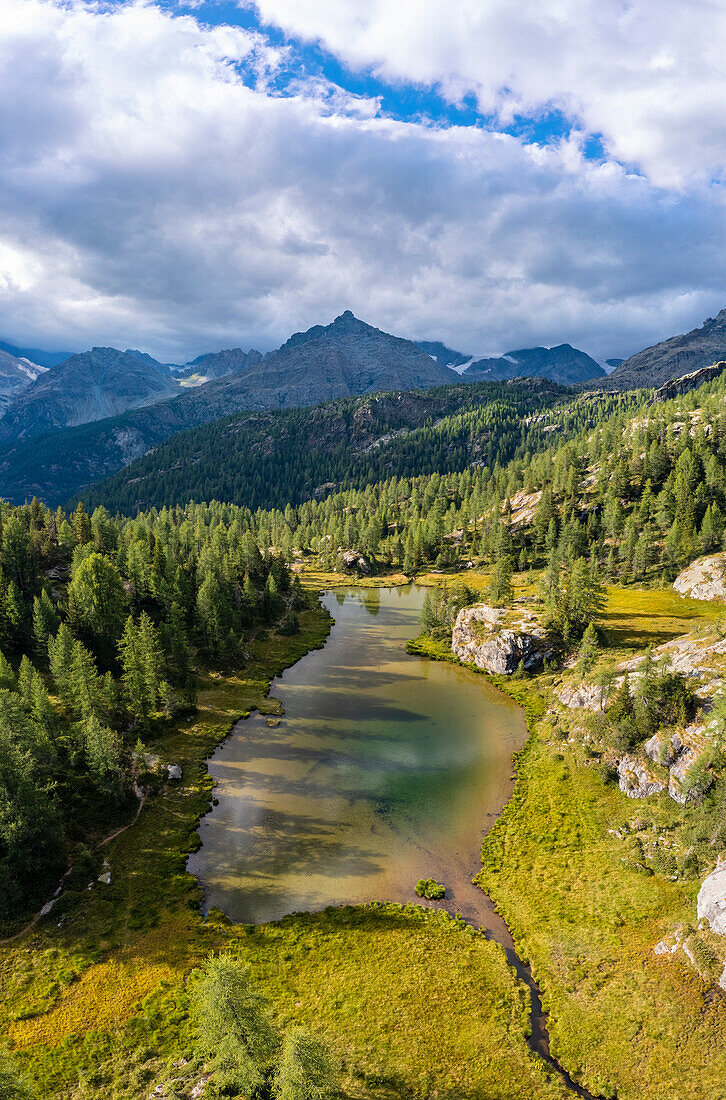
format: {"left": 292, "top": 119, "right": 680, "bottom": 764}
{"left": 282, "top": 311, "right": 378, "bottom": 350}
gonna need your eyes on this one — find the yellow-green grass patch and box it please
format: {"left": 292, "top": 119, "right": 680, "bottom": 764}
{"left": 480, "top": 679, "right": 726, "bottom": 1100}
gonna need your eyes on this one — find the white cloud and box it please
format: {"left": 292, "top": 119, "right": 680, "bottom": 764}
{"left": 0, "top": 0, "right": 724, "bottom": 362}
{"left": 250, "top": 0, "right": 726, "bottom": 189}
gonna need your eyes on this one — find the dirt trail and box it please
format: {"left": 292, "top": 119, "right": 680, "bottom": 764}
{"left": 0, "top": 783, "right": 145, "bottom": 947}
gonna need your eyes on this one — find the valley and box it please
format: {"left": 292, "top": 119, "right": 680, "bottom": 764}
{"left": 8, "top": 6, "right": 726, "bottom": 1098}
{"left": 5, "top": 319, "right": 726, "bottom": 1099}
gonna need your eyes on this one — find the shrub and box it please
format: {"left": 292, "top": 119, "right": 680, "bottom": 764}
{"left": 688, "top": 937, "right": 722, "bottom": 983}
{"left": 278, "top": 613, "right": 300, "bottom": 636}
{"left": 415, "top": 878, "right": 446, "bottom": 900}
{"left": 651, "top": 849, "right": 678, "bottom": 878}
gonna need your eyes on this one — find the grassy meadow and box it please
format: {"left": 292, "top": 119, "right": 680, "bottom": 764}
{"left": 0, "top": 597, "right": 570, "bottom": 1100}
{"left": 475, "top": 588, "right": 726, "bottom": 1100}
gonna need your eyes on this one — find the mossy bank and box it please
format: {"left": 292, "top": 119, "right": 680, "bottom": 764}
{"left": 418, "top": 580, "right": 726, "bottom": 1100}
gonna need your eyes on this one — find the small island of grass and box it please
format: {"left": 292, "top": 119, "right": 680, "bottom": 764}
{"left": 415, "top": 877, "right": 446, "bottom": 900}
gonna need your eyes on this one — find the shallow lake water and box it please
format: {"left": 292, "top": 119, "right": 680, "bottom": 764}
{"left": 189, "top": 584, "right": 527, "bottom": 929}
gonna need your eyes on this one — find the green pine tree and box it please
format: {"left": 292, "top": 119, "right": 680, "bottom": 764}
{"left": 32, "top": 591, "right": 60, "bottom": 658}
{"left": 272, "top": 1029, "right": 339, "bottom": 1100}
{"left": 190, "top": 954, "right": 278, "bottom": 1094}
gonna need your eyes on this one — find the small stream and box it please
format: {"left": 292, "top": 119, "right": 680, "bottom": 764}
{"left": 189, "top": 585, "right": 596, "bottom": 1099}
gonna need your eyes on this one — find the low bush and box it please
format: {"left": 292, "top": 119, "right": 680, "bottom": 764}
{"left": 415, "top": 878, "right": 446, "bottom": 900}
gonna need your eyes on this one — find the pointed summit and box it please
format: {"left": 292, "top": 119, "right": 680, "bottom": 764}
{"left": 282, "top": 311, "right": 377, "bottom": 350}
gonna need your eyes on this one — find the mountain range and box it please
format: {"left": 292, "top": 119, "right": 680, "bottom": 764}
{"left": 461, "top": 344, "right": 604, "bottom": 386}
{"left": 413, "top": 339, "right": 605, "bottom": 384}
{"left": 0, "top": 313, "right": 458, "bottom": 504}
{"left": 4, "top": 306, "right": 726, "bottom": 508}
{"left": 0, "top": 314, "right": 611, "bottom": 450}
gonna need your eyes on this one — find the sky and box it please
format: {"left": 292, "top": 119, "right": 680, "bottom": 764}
{"left": 2, "top": 0, "right": 726, "bottom": 363}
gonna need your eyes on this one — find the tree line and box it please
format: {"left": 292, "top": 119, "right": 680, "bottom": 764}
{"left": 0, "top": 496, "right": 302, "bottom": 919}
{"left": 79, "top": 378, "right": 635, "bottom": 515}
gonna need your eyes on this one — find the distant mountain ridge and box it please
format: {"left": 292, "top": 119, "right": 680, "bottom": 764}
{"left": 414, "top": 339, "right": 605, "bottom": 384}
{"left": 462, "top": 344, "right": 605, "bottom": 386}
{"left": 0, "top": 349, "right": 48, "bottom": 415}
{"left": 606, "top": 309, "right": 726, "bottom": 390}
{"left": 412, "top": 340, "right": 473, "bottom": 369}
{"left": 171, "top": 347, "right": 263, "bottom": 383}
{"left": 0, "top": 339, "right": 73, "bottom": 369}
{"left": 0, "top": 347, "right": 179, "bottom": 443}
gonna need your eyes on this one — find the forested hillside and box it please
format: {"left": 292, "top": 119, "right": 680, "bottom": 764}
{"left": 194, "top": 371, "right": 721, "bottom": 588}
{"left": 0, "top": 497, "right": 303, "bottom": 921}
{"left": 10, "top": 366, "right": 722, "bottom": 929}
{"left": 80, "top": 380, "right": 634, "bottom": 515}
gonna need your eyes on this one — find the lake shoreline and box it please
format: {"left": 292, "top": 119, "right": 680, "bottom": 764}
{"left": 189, "top": 584, "right": 527, "bottom": 930}
{"left": 190, "top": 583, "right": 595, "bottom": 1098}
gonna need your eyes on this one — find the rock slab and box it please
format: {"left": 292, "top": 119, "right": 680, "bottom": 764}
{"left": 673, "top": 553, "right": 726, "bottom": 602}
{"left": 452, "top": 604, "right": 554, "bottom": 674}
{"left": 698, "top": 863, "right": 726, "bottom": 935}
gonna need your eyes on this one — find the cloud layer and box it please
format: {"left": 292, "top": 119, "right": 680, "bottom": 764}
{"left": 252, "top": 0, "right": 726, "bottom": 189}
{"left": 0, "top": 0, "right": 725, "bottom": 361}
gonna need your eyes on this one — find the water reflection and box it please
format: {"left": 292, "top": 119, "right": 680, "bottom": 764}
{"left": 189, "top": 585, "right": 526, "bottom": 926}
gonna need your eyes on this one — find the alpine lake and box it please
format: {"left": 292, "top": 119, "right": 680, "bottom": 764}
{"left": 189, "top": 584, "right": 528, "bottom": 935}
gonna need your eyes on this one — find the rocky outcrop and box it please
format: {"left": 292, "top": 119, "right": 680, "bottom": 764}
{"left": 674, "top": 554, "right": 726, "bottom": 602}
{"left": 617, "top": 756, "right": 665, "bottom": 799}
{"left": 668, "top": 747, "right": 701, "bottom": 804}
{"left": 697, "top": 863, "right": 726, "bottom": 935}
{"left": 654, "top": 928, "right": 685, "bottom": 956}
{"left": 503, "top": 489, "right": 542, "bottom": 531}
{"left": 615, "top": 722, "right": 712, "bottom": 802}
{"left": 651, "top": 360, "right": 726, "bottom": 403}
{"left": 452, "top": 604, "right": 555, "bottom": 674}
{"left": 557, "top": 683, "right": 606, "bottom": 711}
{"left": 644, "top": 732, "right": 677, "bottom": 766}
{"left": 340, "top": 549, "right": 371, "bottom": 575}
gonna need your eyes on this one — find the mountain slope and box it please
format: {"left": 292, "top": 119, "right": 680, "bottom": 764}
{"left": 607, "top": 309, "right": 726, "bottom": 389}
{"left": 0, "top": 349, "right": 47, "bottom": 415}
{"left": 463, "top": 344, "right": 604, "bottom": 385}
{"left": 0, "top": 347, "right": 180, "bottom": 443}
{"left": 413, "top": 340, "right": 472, "bottom": 369}
{"left": 171, "top": 347, "right": 263, "bottom": 383}
{"left": 210, "top": 311, "right": 454, "bottom": 407}
{"left": 77, "top": 378, "right": 574, "bottom": 514}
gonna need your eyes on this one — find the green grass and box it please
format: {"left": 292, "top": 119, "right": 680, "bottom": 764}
{"left": 479, "top": 673, "right": 726, "bottom": 1100}
{"left": 409, "top": 582, "right": 726, "bottom": 1098}
{"left": 0, "top": 600, "right": 569, "bottom": 1100}
{"left": 405, "top": 634, "right": 459, "bottom": 661}
{"left": 600, "top": 585, "right": 723, "bottom": 652}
